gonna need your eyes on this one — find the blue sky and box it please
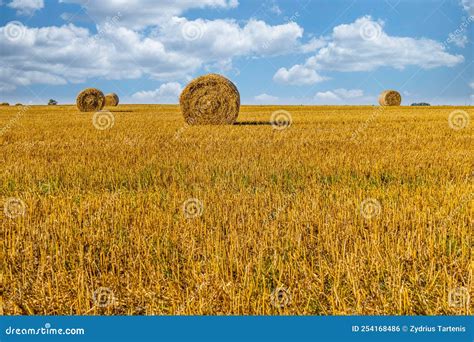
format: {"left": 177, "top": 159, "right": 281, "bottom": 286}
{"left": 0, "top": 0, "right": 473, "bottom": 105}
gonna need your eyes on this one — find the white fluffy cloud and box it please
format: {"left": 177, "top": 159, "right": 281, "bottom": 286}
{"left": 131, "top": 82, "right": 182, "bottom": 103}
{"left": 314, "top": 91, "right": 339, "bottom": 101}
{"left": 0, "top": 16, "right": 308, "bottom": 91}
{"left": 60, "top": 0, "right": 239, "bottom": 29}
{"left": 157, "top": 17, "right": 305, "bottom": 58}
{"left": 449, "top": 33, "right": 469, "bottom": 48}
{"left": 254, "top": 93, "right": 279, "bottom": 103}
{"left": 274, "top": 16, "right": 464, "bottom": 85}
{"left": 332, "top": 88, "right": 364, "bottom": 98}
{"left": 0, "top": 23, "right": 197, "bottom": 91}
{"left": 273, "top": 64, "right": 326, "bottom": 85}
{"left": 7, "top": 0, "right": 44, "bottom": 15}
{"left": 315, "top": 88, "right": 364, "bottom": 101}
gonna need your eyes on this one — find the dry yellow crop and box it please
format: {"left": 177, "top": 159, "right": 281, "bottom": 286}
{"left": 0, "top": 104, "right": 472, "bottom": 315}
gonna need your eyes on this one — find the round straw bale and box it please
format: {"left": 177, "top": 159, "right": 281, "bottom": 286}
{"left": 180, "top": 74, "right": 240, "bottom": 125}
{"left": 379, "top": 90, "right": 402, "bottom": 106}
{"left": 105, "top": 93, "right": 119, "bottom": 106}
{"left": 76, "top": 88, "right": 105, "bottom": 112}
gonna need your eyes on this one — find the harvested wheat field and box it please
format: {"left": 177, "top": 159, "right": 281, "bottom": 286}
{"left": 0, "top": 104, "right": 472, "bottom": 315}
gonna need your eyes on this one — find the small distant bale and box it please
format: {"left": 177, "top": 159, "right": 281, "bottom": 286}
{"left": 76, "top": 88, "right": 105, "bottom": 112}
{"left": 48, "top": 99, "right": 58, "bottom": 105}
{"left": 379, "top": 90, "right": 402, "bottom": 106}
{"left": 0, "top": 102, "right": 9, "bottom": 106}
{"left": 411, "top": 102, "right": 430, "bottom": 106}
{"left": 180, "top": 73, "right": 240, "bottom": 125}
{"left": 105, "top": 93, "right": 119, "bottom": 106}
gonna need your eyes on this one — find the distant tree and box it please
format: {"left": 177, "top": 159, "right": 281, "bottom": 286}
{"left": 48, "top": 99, "right": 58, "bottom": 105}
{"left": 411, "top": 102, "right": 431, "bottom": 106}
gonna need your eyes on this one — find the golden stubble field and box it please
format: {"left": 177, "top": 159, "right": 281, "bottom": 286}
{"left": 0, "top": 104, "right": 472, "bottom": 315}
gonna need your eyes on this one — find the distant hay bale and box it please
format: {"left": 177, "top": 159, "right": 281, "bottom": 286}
{"left": 0, "top": 102, "right": 9, "bottom": 106}
{"left": 180, "top": 73, "right": 240, "bottom": 125}
{"left": 379, "top": 90, "right": 402, "bottom": 106}
{"left": 76, "top": 88, "right": 105, "bottom": 112}
{"left": 105, "top": 93, "right": 119, "bottom": 107}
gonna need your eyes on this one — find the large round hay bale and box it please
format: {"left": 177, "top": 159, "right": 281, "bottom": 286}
{"left": 76, "top": 88, "right": 105, "bottom": 112}
{"left": 105, "top": 93, "right": 119, "bottom": 107}
{"left": 379, "top": 90, "right": 402, "bottom": 106}
{"left": 180, "top": 74, "right": 240, "bottom": 125}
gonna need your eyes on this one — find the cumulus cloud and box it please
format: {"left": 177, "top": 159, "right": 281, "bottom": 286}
{"left": 312, "top": 16, "right": 463, "bottom": 71}
{"left": 0, "top": 17, "right": 308, "bottom": 91}
{"left": 131, "top": 82, "right": 183, "bottom": 103}
{"left": 60, "top": 0, "right": 239, "bottom": 29}
{"left": 449, "top": 33, "right": 469, "bottom": 48}
{"left": 157, "top": 17, "right": 305, "bottom": 58}
{"left": 7, "top": 0, "right": 44, "bottom": 16}
{"left": 254, "top": 93, "right": 279, "bottom": 103}
{"left": 299, "top": 37, "right": 326, "bottom": 53}
{"left": 273, "top": 64, "right": 326, "bottom": 85}
{"left": 332, "top": 88, "right": 364, "bottom": 98}
{"left": 315, "top": 88, "right": 364, "bottom": 101}
{"left": 269, "top": 4, "right": 282, "bottom": 16}
{"left": 274, "top": 16, "right": 464, "bottom": 85}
